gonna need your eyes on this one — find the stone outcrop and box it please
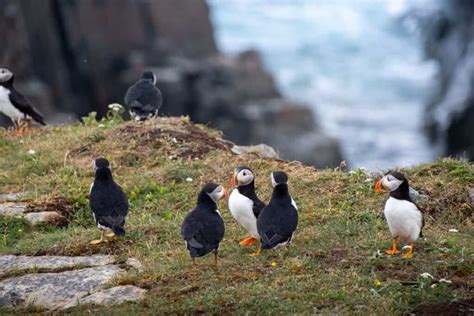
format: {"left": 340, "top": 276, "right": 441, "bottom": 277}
{"left": 0, "top": 255, "right": 145, "bottom": 310}
{"left": 0, "top": 199, "right": 63, "bottom": 226}
{"left": 415, "top": 0, "right": 474, "bottom": 160}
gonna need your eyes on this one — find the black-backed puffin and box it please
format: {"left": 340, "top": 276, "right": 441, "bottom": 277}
{"left": 229, "top": 166, "right": 266, "bottom": 247}
{"left": 375, "top": 171, "right": 424, "bottom": 258}
{"left": 255, "top": 171, "right": 298, "bottom": 256}
{"left": 181, "top": 183, "right": 228, "bottom": 265}
{"left": 124, "top": 71, "right": 163, "bottom": 121}
{"left": 0, "top": 68, "right": 46, "bottom": 132}
{"left": 89, "top": 158, "right": 129, "bottom": 244}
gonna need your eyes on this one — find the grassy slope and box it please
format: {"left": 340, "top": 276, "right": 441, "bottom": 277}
{"left": 0, "top": 116, "right": 472, "bottom": 314}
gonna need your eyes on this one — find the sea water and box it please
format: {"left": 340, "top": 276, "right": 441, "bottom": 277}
{"left": 209, "top": 0, "right": 439, "bottom": 169}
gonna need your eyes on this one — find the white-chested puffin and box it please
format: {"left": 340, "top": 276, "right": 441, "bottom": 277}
{"left": 229, "top": 166, "right": 266, "bottom": 247}
{"left": 375, "top": 171, "right": 424, "bottom": 258}
{"left": 0, "top": 68, "right": 46, "bottom": 133}
{"left": 89, "top": 158, "right": 129, "bottom": 245}
{"left": 254, "top": 171, "right": 298, "bottom": 256}
{"left": 124, "top": 71, "right": 163, "bottom": 121}
{"left": 181, "top": 183, "right": 228, "bottom": 265}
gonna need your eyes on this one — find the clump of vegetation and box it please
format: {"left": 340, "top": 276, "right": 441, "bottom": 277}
{"left": 0, "top": 116, "right": 472, "bottom": 314}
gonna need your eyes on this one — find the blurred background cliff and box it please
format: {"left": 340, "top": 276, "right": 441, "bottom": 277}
{"left": 0, "top": 0, "right": 472, "bottom": 169}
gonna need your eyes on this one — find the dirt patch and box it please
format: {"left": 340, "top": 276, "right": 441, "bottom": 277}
{"left": 69, "top": 118, "right": 232, "bottom": 168}
{"left": 412, "top": 298, "right": 474, "bottom": 315}
{"left": 302, "top": 247, "right": 365, "bottom": 268}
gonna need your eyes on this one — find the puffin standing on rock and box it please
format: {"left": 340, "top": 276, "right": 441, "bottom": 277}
{"left": 124, "top": 71, "right": 162, "bottom": 121}
{"left": 229, "top": 166, "right": 266, "bottom": 247}
{"left": 254, "top": 171, "right": 298, "bottom": 256}
{"left": 181, "top": 183, "right": 228, "bottom": 265}
{"left": 89, "top": 158, "right": 129, "bottom": 245}
{"left": 0, "top": 68, "right": 46, "bottom": 133}
{"left": 375, "top": 171, "right": 424, "bottom": 258}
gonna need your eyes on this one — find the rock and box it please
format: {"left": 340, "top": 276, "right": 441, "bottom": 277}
{"left": 78, "top": 285, "right": 147, "bottom": 306}
{"left": 417, "top": 1, "right": 474, "bottom": 160}
{"left": 0, "top": 255, "right": 115, "bottom": 277}
{"left": 409, "top": 187, "right": 430, "bottom": 202}
{"left": 0, "top": 265, "right": 124, "bottom": 310}
{"left": 231, "top": 144, "right": 279, "bottom": 159}
{"left": 230, "top": 99, "right": 343, "bottom": 168}
{"left": 24, "top": 211, "right": 64, "bottom": 225}
{"left": 0, "top": 192, "right": 29, "bottom": 202}
{"left": 0, "top": 202, "right": 28, "bottom": 216}
{"left": 125, "top": 257, "right": 144, "bottom": 272}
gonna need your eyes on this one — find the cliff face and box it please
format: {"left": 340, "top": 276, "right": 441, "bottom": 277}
{"left": 418, "top": 0, "right": 474, "bottom": 160}
{"left": 0, "top": 0, "right": 342, "bottom": 168}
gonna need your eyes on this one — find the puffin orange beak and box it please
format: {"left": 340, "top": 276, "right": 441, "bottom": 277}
{"left": 375, "top": 179, "right": 385, "bottom": 192}
{"left": 223, "top": 188, "right": 229, "bottom": 200}
{"left": 230, "top": 173, "right": 238, "bottom": 188}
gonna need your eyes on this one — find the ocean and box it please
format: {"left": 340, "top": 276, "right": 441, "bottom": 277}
{"left": 208, "top": 0, "right": 439, "bottom": 169}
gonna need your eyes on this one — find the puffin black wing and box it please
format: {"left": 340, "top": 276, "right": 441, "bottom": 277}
{"left": 181, "top": 207, "right": 225, "bottom": 258}
{"left": 252, "top": 197, "right": 266, "bottom": 218}
{"left": 90, "top": 181, "right": 129, "bottom": 236}
{"left": 10, "top": 89, "right": 45, "bottom": 125}
{"left": 124, "top": 80, "right": 162, "bottom": 119}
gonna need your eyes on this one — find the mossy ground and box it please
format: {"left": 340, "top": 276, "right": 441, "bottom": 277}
{"left": 0, "top": 116, "right": 472, "bottom": 314}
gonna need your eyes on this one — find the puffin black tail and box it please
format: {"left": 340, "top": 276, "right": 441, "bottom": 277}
{"left": 112, "top": 226, "right": 126, "bottom": 236}
{"left": 30, "top": 110, "right": 46, "bottom": 126}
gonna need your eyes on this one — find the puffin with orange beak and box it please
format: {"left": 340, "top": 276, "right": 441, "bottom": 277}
{"left": 375, "top": 171, "right": 424, "bottom": 258}
{"left": 228, "top": 166, "right": 266, "bottom": 248}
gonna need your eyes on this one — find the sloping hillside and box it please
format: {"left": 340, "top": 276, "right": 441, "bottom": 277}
{"left": 0, "top": 116, "right": 472, "bottom": 314}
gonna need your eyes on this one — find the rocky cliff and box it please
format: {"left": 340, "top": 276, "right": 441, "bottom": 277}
{"left": 416, "top": 0, "right": 474, "bottom": 160}
{"left": 0, "top": 0, "right": 341, "bottom": 168}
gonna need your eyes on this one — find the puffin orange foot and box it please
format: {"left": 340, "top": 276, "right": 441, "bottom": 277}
{"left": 385, "top": 249, "right": 400, "bottom": 255}
{"left": 239, "top": 236, "right": 257, "bottom": 246}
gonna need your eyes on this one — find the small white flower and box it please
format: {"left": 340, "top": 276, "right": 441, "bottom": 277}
{"left": 19, "top": 140, "right": 24, "bottom": 144}
{"left": 431, "top": 284, "right": 437, "bottom": 289}
{"left": 27, "top": 149, "right": 36, "bottom": 155}
{"left": 439, "top": 278, "right": 452, "bottom": 284}
{"left": 168, "top": 155, "right": 175, "bottom": 160}
{"left": 98, "top": 124, "right": 105, "bottom": 128}
{"left": 420, "top": 272, "right": 433, "bottom": 279}
{"left": 185, "top": 177, "right": 193, "bottom": 182}
{"left": 172, "top": 138, "right": 178, "bottom": 144}
{"left": 439, "top": 247, "right": 450, "bottom": 253}
{"left": 448, "top": 229, "right": 459, "bottom": 233}
{"left": 108, "top": 103, "right": 123, "bottom": 110}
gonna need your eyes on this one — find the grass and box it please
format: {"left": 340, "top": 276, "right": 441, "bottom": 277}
{"left": 0, "top": 115, "right": 472, "bottom": 314}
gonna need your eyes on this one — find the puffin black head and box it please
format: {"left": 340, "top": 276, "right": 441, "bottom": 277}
{"left": 230, "top": 166, "right": 255, "bottom": 188}
{"left": 199, "top": 182, "right": 229, "bottom": 204}
{"left": 375, "top": 171, "right": 410, "bottom": 199}
{"left": 271, "top": 171, "right": 288, "bottom": 188}
{"left": 0, "top": 68, "right": 13, "bottom": 83}
{"left": 141, "top": 71, "right": 157, "bottom": 85}
{"left": 94, "top": 157, "right": 110, "bottom": 170}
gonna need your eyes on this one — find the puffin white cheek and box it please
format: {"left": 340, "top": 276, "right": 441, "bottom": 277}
{"left": 387, "top": 179, "right": 402, "bottom": 191}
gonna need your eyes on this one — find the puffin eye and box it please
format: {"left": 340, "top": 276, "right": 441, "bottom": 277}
{"left": 243, "top": 172, "right": 246, "bottom": 176}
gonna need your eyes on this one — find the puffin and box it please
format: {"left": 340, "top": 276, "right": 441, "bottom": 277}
{"left": 124, "top": 71, "right": 163, "bottom": 121}
{"left": 181, "top": 183, "right": 228, "bottom": 265}
{"left": 89, "top": 158, "right": 129, "bottom": 245}
{"left": 229, "top": 166, "right": 266, "bottom": 247}
{"left": 255, "top": 171, "right": 298, "bottom": 256}
{"left": 0, "top": 68, "right": 46, "bottom": 132}
{"left": 375, "top": 171, "right": 424, "bottom": 258}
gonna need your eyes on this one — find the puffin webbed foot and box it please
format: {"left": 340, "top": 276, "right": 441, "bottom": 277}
{"left": 106, "top": 232, "right": 116, "bottom": 238}
{"left": 239, "top": 236, "right": 257, "bottom": 246}
{"left": 248, "top": 244, "right": 262, "bottom": 257}
{"left": 385, "top": 239, "right": 400, "bottom": 255}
